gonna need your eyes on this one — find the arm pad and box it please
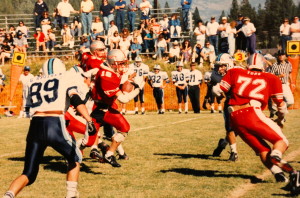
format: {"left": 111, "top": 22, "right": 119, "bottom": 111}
{"left": 117, "top": 88, "right": 140, "bottom": 104}
{"left": 70, "top": 94, "right": 85, "bottom": 108}
{"left": 212, "top": 83, "right": 223, "bottom": 97}
{"left": 278, "top": 102, "right": 288, "bottom": 117}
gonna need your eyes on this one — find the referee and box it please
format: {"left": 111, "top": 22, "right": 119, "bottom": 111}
{"left": 269, "top": 50, "right": 295, "bottom": 115}
{"left": 188, "top": 62, "right": 203, "bottom": 113}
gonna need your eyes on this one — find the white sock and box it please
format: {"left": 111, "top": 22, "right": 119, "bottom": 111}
{"left": 270, "top": 165, "right": 283, "bottom": 174}
{"left": 135, "top": 107, "right": 138, "bottom": 111}
{"left": 218, "top": 105, "right": 222, "bottom": 111}
{"left": 184, "top": 102, "right": 188, "bottom": 112}
{"left": 211, "top": 105, "right": 214, "bottom": 111}
{"left": 3, "top": 191, "right": 15, "bottom": 198}
{"left": 66, "top": 181, "right": 78, "bottom": 198}
{"left": 179, "top": 108, "right": 182, "bottom": 112}
{"left": 117, "top": 144, "right": 125, "bottom": 155}
{"left": 122, "top": 109, "right": 126, "bottom": 113}
{"left": 230, "top": 143, "right": 237, "bottom": 153}
{"left": 91, "top": 145, "right": 97, "bottom": 150}
{"left": 161, "top": 109, "right": 165, "bottom": 112}
{"left": 271, "top": 149, "right": 282, "bottom": 159}
{"left": 105, "top": 150, "right": 114, "bottom": 158}
{"left": 141, "top": 107, "right": 145, "bottom": 112}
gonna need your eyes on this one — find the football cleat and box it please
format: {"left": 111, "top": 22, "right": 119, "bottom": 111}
{"left": 98, "top": 142, "right": 110, "bottom": 157}
{"left": 118, "top": 152, "right": 129, "bottom": 160}
{"left": 104, "top": 155, "right": 121, "bottom": 167}
{"left": 274, "top": 172, "right": 289, "bottom": 183}
{"left": 228, "top": 152, "right": 238, "bottom": 161}
{"left": 219, "top": 110, "right": 223, "bottom": 114}
{"left": 288, "top": 171, "right": 300, "bottom": 196}
{"left": 212, "top": 138, "right": 227, "bottom": 157}
{"left": 90, "top": 148, "right": 103, "bottom": 161}
{"left": 135, "top": 111, "right": 138, "bottom": 115}
{"left": 202, "top": 99, "right": 208, "bottom": 110}
{"left": 270, "top": 155, "right": 294, "bottom": 173}
{"left": 141, "top": 111, "right": 145, "bottom": 115}
{"left": 211, "top": 109, "right": 215, "bottom": 113}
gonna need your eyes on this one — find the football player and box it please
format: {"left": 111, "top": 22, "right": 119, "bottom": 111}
{"left": 3, "top": 58, "right": 96, "bottom": 198}
{"left": 89, "top": 49, "right": 140, "bottom": 167}
{"left": 171, "top": 61, "right": 189, "bottom": 114}
{"left": 216, "top": 53, "right": 295, "bottom": 183}
{"left": 148, "top": 64, "right": 170, "bottom": 114}
{"left": 130, "top": 56, "right": 149, "bottom": 114}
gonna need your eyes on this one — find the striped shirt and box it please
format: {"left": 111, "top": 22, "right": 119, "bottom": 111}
{"left": 269, "top": 61, "right": 292, "bottom": 84}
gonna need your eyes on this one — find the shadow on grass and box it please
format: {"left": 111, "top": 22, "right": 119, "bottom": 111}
{"left": 8, "top": 156, "right": 102, "bottom": 175}
{"left": 153, "top": 153, "right": 229, "bottom": 161}
{"left": 160, "top": 168, "right": 266, "bottom": 184}
{"left": 272, "top": 193, "right": 294, "bottom": 197}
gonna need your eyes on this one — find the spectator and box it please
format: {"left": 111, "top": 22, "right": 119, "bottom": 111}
{"left": 218, "top": 16, "right": 229, "bottom": 53}
{"left": 57, "top": 0, "right": 79, "bottom": 28}
{"left": 167, "top": 40, "right": 180, "bottom": 63}
{"left": 160, "top": 28, "right": 171, "bottom": 50}
{"left": 92, "top": 16, "right": 104, "bottom": 36}
{"left": 132, "top": 29, "right": 143, "bottom": 44}
{"left": 201, "top": 40, "right": 215, "bottom": 68}
{"left": 129, "top": 37, "right": 142, "bottom": 60}
{"left": 16, "top": 21, "right": 29, "bottom": 37}
{"left": 139, "top": 0, "right": 152, "bottom": 25}
{"left": 115, "top": 0, "right": 126, "bottom": 32}
{"left": 34, "top": 27, "right": 46, "bottom": 52}
{"left": 193, "top": 20, "right": 206, "bottom": 48}
{"left": 120, "top": 28, "right": 131, "bottom": 41}
{"left": 71, "top": 16, "right": 82, "bottom": 40}
{"left": 40, "top": 11, "right": 52, "bottom": 36}
{"left": 239, "top": 17, "right": 256, "bottom": 54}
{"left": 128, "top": 0, "right": 139, "bottom": 32}
{"left": 181, "top": 40, "right": 192, "bottom": 63}
{"left": 79, "top": 36, "right": 90, "bottom": 52}
{"left": 192, "top": 41, "right": 203, "bottom": 66}
{"left": 143, "top": 27, "right": 155, "bottom": 52}
{"left": 4, "top": 33, "right": 14, "bottom": 46}
{"left": 61, "top": 24, "right": 73, "bottom": 48}
{"left": 33, "top": 0, "right": 49, "bottom": 28}
{"left": 290, "top": 16, "right": 300, "bottom": 41}
{"left": 52, "top": 8, "right": 61, "bottom": 30}
{"left": 279, "top": 18, "right": 291, "bottom": 54}
{"left": 181, "top": 0, "right": 192, "bottom": 31}
{"left": 109, "top": 31, "right": 121, "bottom": 49}
{"left": 159, "top": 14, "right": 169, "bottom": 31}
{"left": 45, "top": 29, "right": 56, "bottom": 51}
{"left": 13, "top": 31, "right": 28, "bottom": 54}
{"left": 153, "top": 34, "right": 167, "bottom": 59}
{"left": 138, "top": 22, "right": 147, "bottom": 51}
{"left": 0, "top": 40, "right": 12, "bottom": 66}
{"left": 119, "top": 35, "right": 131, "bottom": 58}
{"left": 8, "top": 26, "right": 16, "bottom": 38}
{"left": 107, "top": 20, "right": 118, "bottom": 37}
{"left": 100, "top": 0, "right": 114, "bottom": 33}
{"left": 80, "top": 0, "right": 94, "bottom": 36}
{"left": 169, "top": 14, "right": 181, "bottom": 38}
{"left": 227, "top": 20, "right": 237, "bottom": 56}
{"left": 188, "top": 62, "right": 202, "bottom": 113}
{"left": 235, "top": 14, "right": 246, "bottom": 51}
{"left": 0, "top": 28, "right": 5, "bottom": 44}
{"left": 206, "top": 16, "right": 219, "bottom": 55}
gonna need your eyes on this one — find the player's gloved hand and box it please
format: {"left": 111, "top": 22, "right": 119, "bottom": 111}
{"left": 130, "top": 82, "right": 140, "bottom": 90}
{"left": 87, "top": 121, "right": 97, "bottom": 136}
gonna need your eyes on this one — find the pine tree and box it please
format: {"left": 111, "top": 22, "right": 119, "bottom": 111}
{"left": 218, "top": 10, "right": 226, "bottom": 23}
{"left": 228, "top": 0, "right": 239, "bottom": 21}
{"left": 164, "top": 2, "right": 171, "bottom": 14}
{"left": 192, "top": 7, "right": 201, "bottom": 26}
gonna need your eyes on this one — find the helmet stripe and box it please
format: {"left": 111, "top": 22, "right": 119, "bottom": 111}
{"left": 48, "top": 58, "right": 55, "bottom": 74}
{"left": 73, "top": 66, "right": 79, "bottom": 72}
{"left": 253, "top": 53, "right": 257, "bottom": 65}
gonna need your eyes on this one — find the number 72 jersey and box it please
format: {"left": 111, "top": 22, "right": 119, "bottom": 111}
{"left": 220, "top": 68, "right": 284, "bottom": 109}
{"left": 26, "top": 72, "right": 80, "bottom": 113}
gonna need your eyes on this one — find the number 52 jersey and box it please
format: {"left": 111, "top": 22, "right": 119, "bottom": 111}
{"left": 26, "top": 72, "right": 80, "bottom": 114}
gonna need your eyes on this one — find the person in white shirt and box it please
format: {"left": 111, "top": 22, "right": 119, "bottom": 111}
{"left": 80, "top": 0, "right": 94, "bottom": 36}
{"left": 280, "top": 18, "right": 291, "bottom": 53}
{"left": 16, "top": 21, "right": 29, "bottom": 37}
{"left": 226, "top": 21, "right": 237, "bottom": 56}
{"left": 159, "top": 14, "right": 169, "bottom": 31}
{"left": 167, "top": 40, "right": 181, "bottom": 63}
{"left": 171, "top": 62, "right": 190, "bottom": 114}
{"left": 206, "top": 16, "right": 219, "bottom": 54}
{"left": 239, "top": 17, "right": 256, "bottom": 54}
{"left": 109, "top": 31, "right": 120, "bottom": 49}
{"left": 218, "top": 16, "right": 229, "bottom": 53}
{"left": 188, "top": 62, "right": 202, "bottom": 113}
{"left": 91, "top": 16, "right": 104, "bottom": 36}
{"left": 290, "top": 16, "right": 300, "bottom": 41}
{"left": 119, "top": 36, "right": 131, "bottom": 58}
{"left": 193, "top": 20, "right": 206, "bottom": 47}
{"left": 57, "top": 0, "right": 79, "bottom": 27}
{"left": 61, "top": 24, "right": 73, "bottom": 48}
{"left": 139, "top": 0, "right": 152, "bottom": 25}
{"left": 153, "top": 34, "right": 167, "bottom": 59}
{"left": 201, "top": 41, "right": 216, "bottom": 68}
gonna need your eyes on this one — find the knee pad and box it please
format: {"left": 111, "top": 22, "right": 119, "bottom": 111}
{"left": 112, "top": 132, "right": 127, "bottom": 143}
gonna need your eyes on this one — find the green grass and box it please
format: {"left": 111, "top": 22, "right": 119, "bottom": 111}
{"left": 1, "top": 110, "right": 300, "bottom": 197}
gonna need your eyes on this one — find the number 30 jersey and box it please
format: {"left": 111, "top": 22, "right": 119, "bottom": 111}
{"left": 220, "top": 68, "right": 284, "bottom": 109}
{"left": 26, "top": 72, "right": 80, "bottom": 114}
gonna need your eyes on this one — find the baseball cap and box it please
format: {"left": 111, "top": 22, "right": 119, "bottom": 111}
{"left": 173, "top": 40, "right": 179, "bottom": 45}
{"left": 222, "top": 17, "right": 227, "bottom": 20}
{"left": 243, "top": 17, "right": 250, "bottom": 21}
{"left": 24, "top": 66, "right": 30, "bottom": 71}
{"left": 211, "top": 16, "right": 215, "bottom": 19}
{"left": 36, "top": 27, "right": 41, "bottom": 31}
{"left": 277, "top": 50, "right": 286, "bottom": 56}
{"left": 238, "top": 14, "right": 243, "bottom": 18}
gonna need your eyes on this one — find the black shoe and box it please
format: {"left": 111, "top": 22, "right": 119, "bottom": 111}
{"left": 212, "top": 138, "right": 227, "bottom": 156}
{"left": 135, "top": 111, "right": 138, "bottom": 115}
{"left": 185, "top": 111, "right": 188, "bottom": 114}
{"left": 270, "top": 155, "right": 294, "bottom": 173}
{"left": 202, "top": 99, "right": 208, "bottom": 110}
{"left": 288, "top": 171, "right": 300, "bottom": 196}
{"left": 141, "top": 111, "right": 145, "bottom": 115}
{"left": 118, "top": 152, "right": 129, "bottom": 160}
{"left": 219, "top": 110, "right": 223, "bottom": 113}
{"left": 211, "top": 109, "right": 215, "bottom": 113}
{"left": 228, "top": 152, "right": 238, "bottom": 161}
{"left": 105, "top": 155, "right": 121, "bottom": 167}
{"left": 90, "top": 148, "right": 102, "bottom": 160}
{"left": 98, "top": 142, "right": 110, "bottom": 157}
{"left": 274, "top": 172, "right": 289, "bottom": 183}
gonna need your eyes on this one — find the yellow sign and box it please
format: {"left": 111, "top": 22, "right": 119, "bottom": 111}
{"left": 287, "top": 41, "right": 300, "bottom": 55}
{"left": 234, "top": 52, "right": 246, "bottom": 62}
{"left": 12, "top": 52, "right": 26, "bottom": 66}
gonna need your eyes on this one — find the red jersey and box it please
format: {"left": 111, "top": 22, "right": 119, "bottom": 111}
{"left": 220, "top": 68, "right": 284, "bottom": 109}
{"left": 91, "top": 65, "right": 121, "bottom": 109}
{"left": 81, "top": 52, "right": 104, "bottom": 72}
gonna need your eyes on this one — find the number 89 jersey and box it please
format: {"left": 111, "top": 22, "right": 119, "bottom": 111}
{"left": 26, "top": 72, "right": 80, "bottom": 114}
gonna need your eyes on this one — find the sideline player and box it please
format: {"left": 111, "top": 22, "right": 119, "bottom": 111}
{"left": 171, "top": 61, "right": 189, "bottom": 114}
{"left": 131, "top": 56, "right": 149, "bottom": 115}
{"left": 216, "top": 53, "right": 295, "bottom": 183}
{"left": 188, "top": 62, "right": 202, "bottom": 113}
{"left": 3, "top": 58, "right": 96, "bottom": 198}
{"left": 148, "top": 64, "right": 169, "bottom": 114}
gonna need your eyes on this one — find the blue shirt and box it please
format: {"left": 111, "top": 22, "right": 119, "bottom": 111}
{"left": 181, "top": 0, "right": 192, "bottom": 10}
{"left": 115, "top": 1, "right": 126, "bottom": 11}
{"left": 131, "top": 43, "right": 142, "bottom": 51}
{"left": 169, "top": 19, "right": 180, "bottom": 27}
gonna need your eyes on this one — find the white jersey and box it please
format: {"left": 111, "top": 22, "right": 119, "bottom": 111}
{"left": 19, "top": 73, "right": 34, "bottom": 90}
{"left": 148, "top": 71, "right": 169, "bottom": 88}
{"left": 26, "top": 71, "right": 81, "bottom": 114}
{"left": 131, "top": 63, "right": 149, "bottom": 89}
{"left": 171, "top": 69, "right": 189, "bottom": 86}
{"left": 188, "top": 69, "right": 203, "bottom": 86}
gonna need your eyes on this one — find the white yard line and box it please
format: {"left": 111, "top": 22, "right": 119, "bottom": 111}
{"left": 0, "top": 151, "right": 23, "bottom": 158}
{"left": 227, "top": 148, "right": 300, "bottom": 198}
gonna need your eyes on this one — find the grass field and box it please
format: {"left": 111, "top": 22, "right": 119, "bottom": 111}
{"left": 1, "top": 110, "right": 300, "bottom": 198}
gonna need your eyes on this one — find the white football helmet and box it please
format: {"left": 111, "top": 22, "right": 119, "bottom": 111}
{"left": 215, "top": 53, "right": 234, "bottom": 70}
{"left": 107, "top": 49, "right": 128, "bottom": 74}
{"left": 42, "top": 58, "right": 66, "bottom": 75}
{"left": 153, "top": 64, "right": 161, "bottom": 70}
{"left": 90, "top": 40, "right": 106, "bottom": 59}
{"left": 247, "top": 53, "right": 266, "bottom": 71}
{"left": 135, "top": 56, "right": 142, "bottom": 67}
